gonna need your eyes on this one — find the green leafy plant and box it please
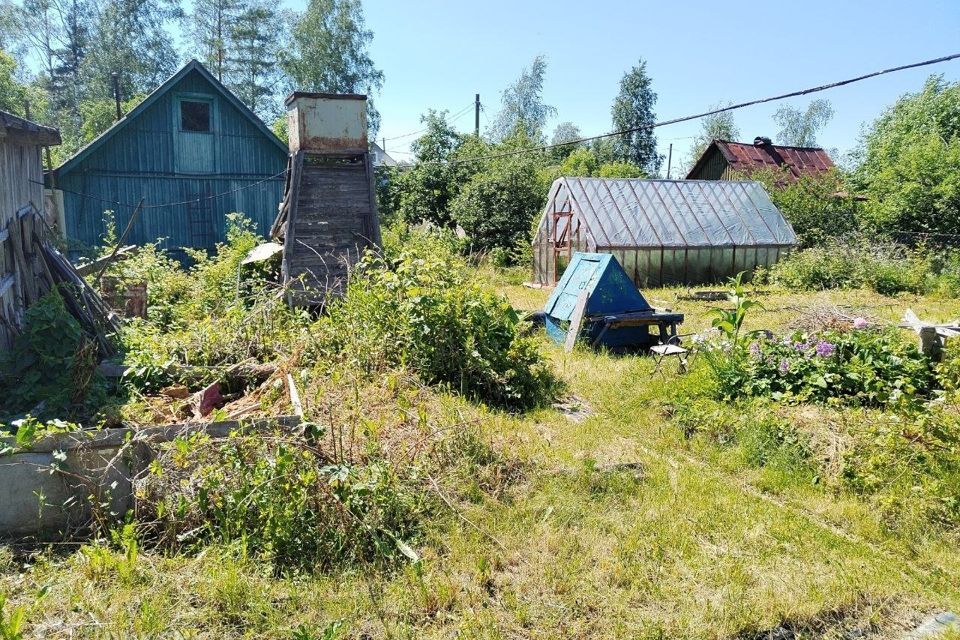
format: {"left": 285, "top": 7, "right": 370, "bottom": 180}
{"left": 312, "top": 239, "right": 557, "bottom": 411}
{"left": 0, "top": 291, "right": 108, "bottom": 420}
{"left": 732, "top": 327, "right": 931, "bottom": 407}
{"left": 710, "top": 272, "right": 762, "bottom": 344}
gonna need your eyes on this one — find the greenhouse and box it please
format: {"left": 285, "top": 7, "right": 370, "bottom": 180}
{"left": 532, "top": 178, "right": 797, "bottom": 287}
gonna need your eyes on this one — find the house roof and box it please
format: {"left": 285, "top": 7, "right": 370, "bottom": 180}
{"left": 0, "top": 110, "right": 61, "bottom": 146}
{"left": 55, "top": 59, "right": 286, "bottom": 178}
{"left": 687, "top": 139, "right": 834, "bottom": 181}
{"left": 546, "top": 177, "right": 796, "bottom": 248}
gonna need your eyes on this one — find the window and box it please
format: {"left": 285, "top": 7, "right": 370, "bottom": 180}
{"left": 180, "top": 100, "right": 211, "bottom": 132}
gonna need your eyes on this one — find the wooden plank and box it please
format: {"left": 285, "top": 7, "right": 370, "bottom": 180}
{"left": 0, "top": 273, "right": 14, "bottom": 297}
{"left": 75, "top": 245, "right": 138, "bottom": 276}
{"left": 7, "top": 217, "right": 34, "bottom": 306}
{"left": 564, "top": 290, "right": 590, "bottom": 353}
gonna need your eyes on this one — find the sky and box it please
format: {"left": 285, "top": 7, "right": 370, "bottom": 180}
{"left": 310, "top": 0, "right": 960, "bottom": 172}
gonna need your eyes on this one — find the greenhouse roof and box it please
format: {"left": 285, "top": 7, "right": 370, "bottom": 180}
{"left": 548, "top": 178, "right": 796, "bottom": 248}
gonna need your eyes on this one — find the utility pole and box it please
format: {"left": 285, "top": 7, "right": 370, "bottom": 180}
{"left": 111, "top": 72, "right": 122, "bottom": 121}
{"left": 666, "top": 143, "right": 673, "bottom": 179}
{"left": 474, "top": 93, "right": 480, "bottom": 137}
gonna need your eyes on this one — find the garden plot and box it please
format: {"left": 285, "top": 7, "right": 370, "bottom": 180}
{"left": 2, "top": 235, "right": 960, "bottom": 638}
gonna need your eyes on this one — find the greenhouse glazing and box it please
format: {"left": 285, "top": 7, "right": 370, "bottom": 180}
{"left": 532, "top": 178, "right": 797, "bottom": 287}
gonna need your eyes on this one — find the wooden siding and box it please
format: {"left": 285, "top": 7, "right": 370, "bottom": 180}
{"left": 283, "top": 153, "right": 380, "bottom": 302}
{"left": 57, "top": 69, "right": 287, "bottom": 257}
{"left": 687, "top": 146, "right": 730, "bottom": 180}
{"left": 0, "top": 140, "right": 45, "bottom": 350}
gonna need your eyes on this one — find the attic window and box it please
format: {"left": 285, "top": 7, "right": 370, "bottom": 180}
{"left": 180, "top": 100, "right": 210, "bottom": 132}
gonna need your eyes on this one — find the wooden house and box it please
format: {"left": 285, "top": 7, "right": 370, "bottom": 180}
{"left": 0, "top": 111, "right": 61, "bottom": 350}
{"left": 686, "top": 137, "right": 835, "bottom": 183}
{"left": 49, "top": 60, "right": 288, "bottom": 259}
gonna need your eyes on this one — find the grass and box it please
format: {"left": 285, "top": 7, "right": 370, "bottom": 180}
{"left": 2, "top": 268, "right": 960, "bottom": 639}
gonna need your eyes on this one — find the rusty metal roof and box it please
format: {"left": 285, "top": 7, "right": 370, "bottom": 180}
{"left": 0, "top": 110, "right": 60, "bottom": 146}
{"left": 546, "top": 178, "right": 796, "bottom": 248}
{"left": 687, "top": 139, "right": 834, "bottom": 181}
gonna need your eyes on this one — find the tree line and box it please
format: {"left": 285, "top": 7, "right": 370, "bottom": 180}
{"left": 384, "top": 54, "right": 959, "bottom": 263}
{"left": 0, "top": 0, "right": 382, "bottom": 162}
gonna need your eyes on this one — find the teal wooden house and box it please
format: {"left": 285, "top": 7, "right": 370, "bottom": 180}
{"left": 49, "top": 60, "right": 288, "bottom": 258}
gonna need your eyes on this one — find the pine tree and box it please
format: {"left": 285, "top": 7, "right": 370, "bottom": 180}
{"left": 227, "top": 0, "right": 282, "bottom": 118}
{"left": 279, "top": 0, "right": 383, "bottom": 136}
{"left": 189, "top": 0, "right": 245, "bottom": 82}
{"left": 81, "top": 0, "right": 182, "bottom": 102}
{"left": 610, "top": 59, "right": 661, "bottom": 174}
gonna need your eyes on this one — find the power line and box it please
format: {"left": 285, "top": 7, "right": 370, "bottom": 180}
{"left": 382, "top": 102, "right": 476, "bottom": 142}
{"left": 411, "top": 52, "right": 960, "bottom": 168}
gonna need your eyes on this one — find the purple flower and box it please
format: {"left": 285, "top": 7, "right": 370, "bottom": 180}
{"left": 778, "top": 358, "right": 790, "bottom": 374}
{"left": 793, "top": 341, "right": 811, "bottom": 352}
{"left": 749, "top": 341, "right": 761, "bottom": 358}
{"left": 815, "top": 340, "right": 836, "bottom": 357}
{"left": 853, "top": 317, "right": 868, "bottom": 329}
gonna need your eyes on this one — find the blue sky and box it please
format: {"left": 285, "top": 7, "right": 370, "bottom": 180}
{"left": 329, "top": 0, "right": 960, "bottom": 171}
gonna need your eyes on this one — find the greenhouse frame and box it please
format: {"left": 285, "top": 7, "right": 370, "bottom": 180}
{"left": 532, "top": 178, "right": 797, "bottom": 287}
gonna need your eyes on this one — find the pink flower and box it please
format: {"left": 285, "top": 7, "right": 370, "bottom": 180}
{"left": 853, "top": 317, "right": 868, "bottom": 329}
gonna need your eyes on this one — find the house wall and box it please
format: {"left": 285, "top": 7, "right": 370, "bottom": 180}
{"left": 0, "top": 139, "right": 46, "bottom": 350}
{"left": 687, "top": 146, "right": 732, "bottom": 180}
{"left": 57, "top": 70, "right": 287, "bottom": 258}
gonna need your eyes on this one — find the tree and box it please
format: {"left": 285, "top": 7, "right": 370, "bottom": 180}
{"left": 450, "top": 150, "right": 543, "bottom": 255}
{"left": 688, "top": 105, "right": 739, "bottom": 169}
{"left": 189, "top": 0, "right": 245, "bottom": 82}
{"left": 549, "top": 121, "right": 581, "bottom": 161}
{"left": 487, "top": 55, "right": 556, "bottom": 143}
{"left": 394, "top": 110, "right": 466, "bottom": 227}
{"left": 279, "top": 0, "right": 384, "bottom": 136}
{"left": 749, "top": 167, "right": 856, "bottom": 248}
{"left": 611, "top": 59, "right": 660, "bottom": 174}
{"left": 0, "top": 49, "right": 29, "bottom": 113}
{"left": 773, "top": 99, "right": 833, "bottom": 147}
{"left": 852, "top": 75, "right": 960, "bottom": 235}
{"left": 228, "top": 0, "right": 283, "bottom": 119}
{"left": 80, "top": 0, "right": 181, "bottom": 102}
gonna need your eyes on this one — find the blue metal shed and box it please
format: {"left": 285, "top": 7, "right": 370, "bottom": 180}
{"left": 544, "top": 252, "right": 683, "bottom": 349}
{"left": 50, "top": 60, "right": 288, "bottom": 259}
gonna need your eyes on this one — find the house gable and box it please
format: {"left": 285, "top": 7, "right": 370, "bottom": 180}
{"left": 54, "top": 60, "right": 286, "bottom": 180}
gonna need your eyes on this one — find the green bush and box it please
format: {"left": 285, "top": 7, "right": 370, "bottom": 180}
{"left": 312, "top": 240, "right": 556, "bottom": 411}
{"left": 707, "top": 327, "right": 933, "bottom": 407}
{"left": 0, "top": 291, "right": 107, "bottom": 420}
{"left": 769, "top": 241, "right": 934, "bottom": 295}
{"left": 114, "top": 214, "right": 307, "bottom": 393}
{"left": 138, "top": 430, "right": 431, "bottom": 573}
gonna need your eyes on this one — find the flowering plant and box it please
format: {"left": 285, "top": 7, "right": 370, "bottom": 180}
{"left": 734, "top": 327, "right": 933, "bottom": 406}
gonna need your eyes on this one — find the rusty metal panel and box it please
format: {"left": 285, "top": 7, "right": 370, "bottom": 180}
{"left": 285, "top": 92, "right": 368, "bottom": 154}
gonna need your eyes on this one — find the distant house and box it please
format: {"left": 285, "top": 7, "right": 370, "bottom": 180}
{"left": 370, "top": 141, "right": 398, "bottom": 168}
{"left": 0, "top": 110, "right": 61, "bottom": 349}
{"left": 686, "top": 137, "right": 834, "bottom": 183}
{"left": 49, "top": 60, "right": 288, "bottom": 258}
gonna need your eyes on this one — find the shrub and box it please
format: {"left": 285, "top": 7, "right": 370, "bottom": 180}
{"left": 137, "top": 430, "right": 431, "bottom": 573}
{"left": 312, "top": 241, "right": 556, "bottom": 411}
{"left": 714, "top": 327, "right": 932, "bottom": 407}
{"left": 449, "top": 154, "right": 544, "bottom": 256}
{"left": 769, "top": 241, "right": 934, "bottom": 295}
{"left": 0, "top": 291, "right": 107, "bottom": 420}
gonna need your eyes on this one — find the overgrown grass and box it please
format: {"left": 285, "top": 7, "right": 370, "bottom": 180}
{"left": 767, "top": 239, "right": 960, "bottom": 296}
{"left": 3, "top": 247, "right": 960, "bottom": 638}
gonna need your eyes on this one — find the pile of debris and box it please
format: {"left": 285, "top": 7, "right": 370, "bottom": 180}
{"left": 1, "top": 205, "right": 120, "bottom": 357}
